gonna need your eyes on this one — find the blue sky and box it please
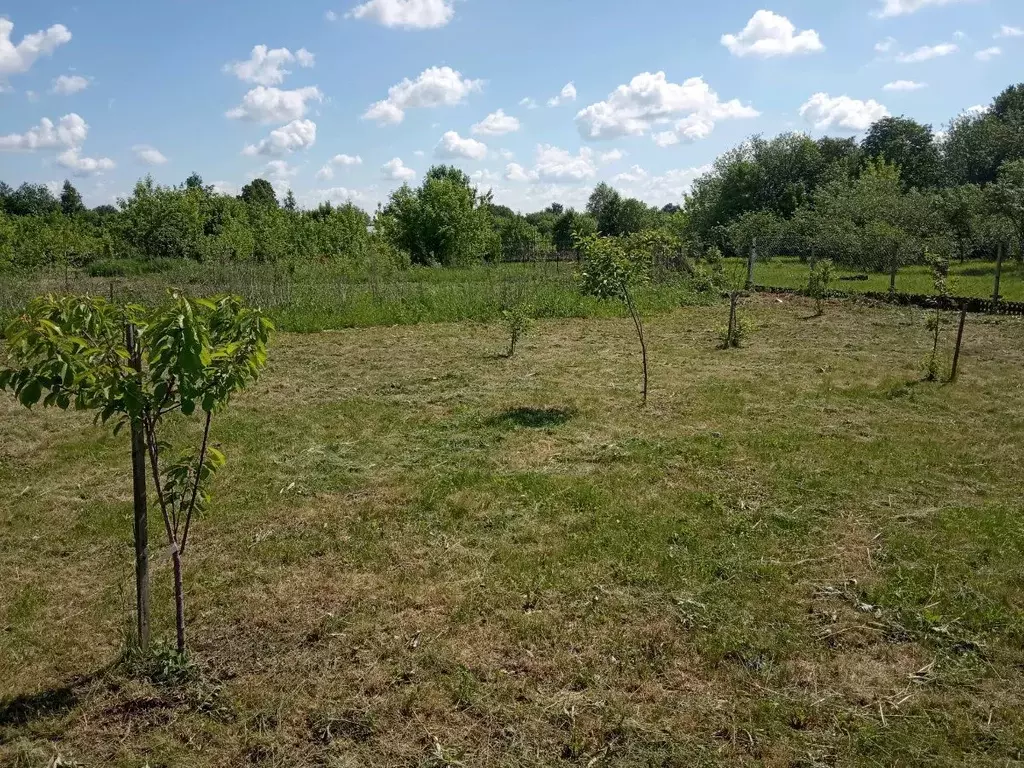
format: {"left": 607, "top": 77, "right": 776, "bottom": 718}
{"left": 1, "top": 0, "right": 1021, "bottom": 210}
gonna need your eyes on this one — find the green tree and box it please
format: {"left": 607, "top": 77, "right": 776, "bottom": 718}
{"left": 377, "top": 165, "right": 493, "bottom": 266}
{"left": 5, "top": 182, "right": 60, "bottom": 217}
{"left": 934, "top": 185, "right": 985, "bottom": 261}
{"left": 0, "top": 293, "right": 273, "bottom": 654}
{"left": 989, "top": 159, "right": 1024, "bottom": 260}
{"left": 240, "top": 178, "right": 279, "bottom": 209}
{"left": 576, "top": 232, "right": 652, "bottom": 403}
{"left": 862, "top": 117, "right": 941, "bottom": 191}
{"left": 60, "top": 180, "right": 85, "bottom": 218}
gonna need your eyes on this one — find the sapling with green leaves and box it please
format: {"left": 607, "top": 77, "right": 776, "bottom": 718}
{"left": 924, "top": 252, "right": 951, "bottom": 381}
{"left": 500, "top": 302, "right": 533, "bottom": 357}
{"left": 0, "top": 292, "right": 272, "bottom": 656}
{"left": 575, "top": 232, "right": 651, "bottom": 403}
{"left": 807, "top": 258, "right": 834, "bottom": 316}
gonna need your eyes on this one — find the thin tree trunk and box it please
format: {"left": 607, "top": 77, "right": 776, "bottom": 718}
{"left": 950, "top": 306, "right": 967, "bottom": 382}
{"left": 126, "top": 323, "right": 150, "bottom": 653}
{"left": 624, "top": 289, "right": 648, "bottom": 405}
{"left": 172, "top": 549, "right": 186, "bottom": 654}
{"left": 727, "top": 292, "right": 738, "bottom": 345}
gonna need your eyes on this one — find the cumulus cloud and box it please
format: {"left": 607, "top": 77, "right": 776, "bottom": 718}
{"left": 721, "top": 11, "right": 824, "bottom": 57}
{"left": 652, "top": 131, "right": 680, "bottom": 148}
{"left": 621, "top": 165, "right": 712, "bottom": 208}
{"left": 504, "top": 163, "right": 533, "bottom": 182}
{"left": 0, "top": 19, "right": 72, "bottom": 78}
{"left": 133, "top": 144, "right": 168, "bottom": 165}
{"left": 599, "top": 149, "right": 625, "bottom": 163}
{"left": 347, "top": 0, "right": 455, "bottom": 29}
{"left": 435, "top": 130, "right": 488, "bottom": 160}
{"left": 0, "top": 113, "right": 87, "bottom": 151}
{"left": 325, "top": 10, "right": 339, "bottom": 21}
{"left": 548, "top": 82, "right": 577, "bottom": 107}
{"left": 472, "top": 109, "right": 520, "bottom": 136}
{"left": 896, "top": 43, "right": 958, "bottom": 62}
{"left": 51, "top": 74, "right": 88, "bottom": 95}
{"left": 224, "top": 45, "right": 315, "bottom": 86}
{"left": 56, "top": 148, "right": 115, "bottom": 176}
{"left": 800, "top": 93, "right": 889, "bottom": 132}
{"left": 316, "top": 154, "right": 362, "bottom": 180}
{"left": 242, "top": 118, "right": 317, "bottom": 156}
{"left": 519, "top": 97, "right": 538, "bottom": 110}
{"left": 533, "top": 145, "right": 596, "bottom": 183}
{"left": 260, "top": 160, "right": 298, "bottom": 182}
{"left": 874, "top": 0, "right": 975, "bottom": 18}
{"left": 996, "top": 25, "right": 1023, "bottom": 38}
{"left": 975, "top": 46, "right": 1002, "bottom": 61}
{"left": 471, "top": 169, "right": 501, "bottom": 184}
{"left": 307, "top": 187, "right": 365, "bottom": 207}
{"left": 875, "top": 37, "right": 897, "bottom": 53}
{"left": 613, "top": 165, "right": 648, "bottom": 183}
{"left": 575, "top": 72, "right": 758, "bottom": 142}
{"left": 884, "top": 80, "right": 927, "bottom": 91}
{"left": 382, "top": 157, "right": 416, "bottom": 181}
{"left": 363, "top": 66, "right": 483, "bottom": 125}
{"left": 226, "top": 85, "right": 323, "bottom": 123}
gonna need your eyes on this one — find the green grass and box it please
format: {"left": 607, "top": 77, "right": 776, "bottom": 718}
{"left": 2, "top": 296, "right": 1023, "bottom": 766}
{"left": 742, "top": 256, "right": 1024, "bottom": 301}
{"left": 0, "top": 260, "right": 710, "bottom": 332}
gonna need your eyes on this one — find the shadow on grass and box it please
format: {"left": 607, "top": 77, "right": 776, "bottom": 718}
{"left": 486, "top": 407, "right": 576, "bottom": 429}
{"left": 0, "top": 681, "right": 80, "bottom": 728}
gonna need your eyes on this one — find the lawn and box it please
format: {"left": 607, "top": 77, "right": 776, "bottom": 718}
{"left": 744, "top": 256, "right": 1024, "bottom": 302}
{"left": 2, "top": 295, "right": 1023, "bottom": 766}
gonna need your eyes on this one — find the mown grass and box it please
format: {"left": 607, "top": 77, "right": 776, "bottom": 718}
{"left": 2, "top": 295, "right": 1023, "bottom": 766}
{"left": 743, "top": 256, "right": 1024, "bottom": 301}
{"left": 0, "top": 260, "right": 710, "bottom": 332}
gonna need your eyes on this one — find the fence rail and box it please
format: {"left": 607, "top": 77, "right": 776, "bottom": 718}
{"left": 755, "top": 284, "right": 1024, "bottom": 316}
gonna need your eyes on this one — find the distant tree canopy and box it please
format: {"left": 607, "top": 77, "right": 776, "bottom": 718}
{"left": 3, "top": 83, "right": 1024, "bottom": 274}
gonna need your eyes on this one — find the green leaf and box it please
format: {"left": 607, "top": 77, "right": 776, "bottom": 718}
{"left": 180, "top": 399, "right": 196, "bottom": 416}
{"left": 18, "top": 380, "right": 42, "bottom": 408}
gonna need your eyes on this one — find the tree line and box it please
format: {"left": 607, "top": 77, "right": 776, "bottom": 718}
{"left": 2, "top": 82, "right": 1023, "bottom": 276}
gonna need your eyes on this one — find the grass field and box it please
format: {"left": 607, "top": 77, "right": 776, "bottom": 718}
{"left": 0, "top": 260, "right": 708, "bottom": 332}
{"left": 2, "top": 295, "right": 1024, "bottom": 766}
{"left": 745, "top": 256, "right": 1024, "bottom": 302}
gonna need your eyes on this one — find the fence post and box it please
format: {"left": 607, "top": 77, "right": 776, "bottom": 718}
{"left": 949, "top": 305, "right": 968, "bottom": 383}
{"left": 888, "top": 257, "right": 898, "bottom": 296}
{"left": 746, "top": 238, "right": 757, "bottom": 290}
{"left": 993, "top": 242, "right": 1004, "bottom": 305}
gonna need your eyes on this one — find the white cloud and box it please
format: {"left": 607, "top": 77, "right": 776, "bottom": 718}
{"left": 226, "top": 86, "right": 323, "bottom": 123}
{"left": 652, "top": 131, "right": 680, "bottom": 148}
{"left": 504, "top": 162, "right": 533, "bottom": 182}
{"left": 363, "top": 66, "right": 482, "bottom": 125}
{"left": 331, "top": 153, "right": 362, "bottom": 166}
{"left": 575, "top": 72, "right": 758, "bottom": 141}
{"left": 519, "top": 97, "right": 538, "bottom": 110}
{"left": 224, "top": 45, "right": 315, "bottom": 86}
{"left": 133, "top": 144, "right": 168, "bottom": 165}
{"left": 472, "top": 109, "right": 520, "bottom": 136}
{"left": 599, "top": 149, "right": 625, "bottom": 163}
{"left": 964, "top": 104, "right": 986, "bottom": 115}
{"left": 975, "top": 46, "right": 1002, "bottom": 61}
{"left": 315, "top": 166, "right": 333, "bottom": 181}
{"left": 533, "top": 144, "right": 596, "bottom": 183}
{"left": 884, "top": 80, "right": 927, "bottom": 91}
{"left": 51, "top": 74, "right": 88, "bottom": 95}
{"left": 621, "top": 165, "right": 712, "bottom": 208}
{"left": 382, "top": 157, "right": 416, "bottom": 181}
{"left": 996, "top": 25, "right": 1023, "bottom": 38}
{"left": 721, "top": 10, "right": 824, "bottom": 57}
{"left": 211, "top": 180, "right": 240, "bottom": 196}
{"left": 56, "top": 148, "right": 115, "bottom": 176}
{"left": 307, "top": 186, "right": 365, "bottom": 206}
{"left": 800, "top": 93, "right": 889, "bottom": 132}
{"left": 325, "top": 10, "right": 338, "bottom": 21}
{"left": 896, "top": 43, "right": 959, "bottom": 62}
{"left": 0, "top": 19, "right": 72, "bottom": 78}
{"left": 470, "top": 169, "right": 500, "bottom": 184}
{"left": 435, "top": 130, "right": 488, "bottom": 160}
{"left": 613, "top": 165, "right": 648, "bottom": 183}
{"left": 874, "top": 0, "right": 976, "bottom": 18}
{"left": 875, "top": 37, "right": 897, "bottom": 53}
{"left": 242, "top": 118, "right": 317, "bottom": 156}
{"left": 260, "top": 160, "right": 298, "bottom": 182}
{"left": 547, "top": 82, "right": 577, "bottom": 107}
{"left": 498, "top": 148, "right": 515, "bottom": 160}
{"left": 413, "top": 149, "right": 426, "bottom": 157}
{"left": 347, "top": 0, "right": 455, "bottom": 29}
{"left": 0, "top": 113, "right": 87, "bottom": 151}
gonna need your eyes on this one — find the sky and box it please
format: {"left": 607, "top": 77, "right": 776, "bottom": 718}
{"left": 1, "top": 0, "right": 1022, "bottom": 211}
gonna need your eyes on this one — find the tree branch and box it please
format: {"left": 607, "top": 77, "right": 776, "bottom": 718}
{"left": 179, "top": 409, "right": 212, "bottom": 555}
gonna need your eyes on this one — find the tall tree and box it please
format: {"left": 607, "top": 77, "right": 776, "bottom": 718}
{"left": 240, "top": 178, "right": 279, "bottom": 209}
{"left": 60, "top": 180, "right": 85, "bottom": 218}
{"left": 862, "top": 117, "right": 941, "bottom": 191}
